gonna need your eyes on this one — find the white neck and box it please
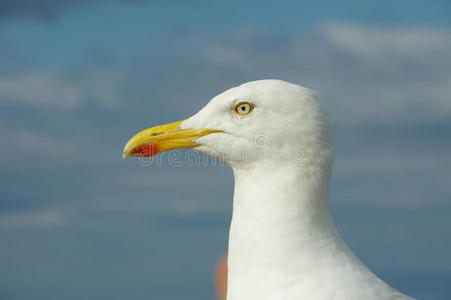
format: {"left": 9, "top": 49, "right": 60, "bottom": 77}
{"left": 227, "top": 164, "right": 394, "bottom": 300}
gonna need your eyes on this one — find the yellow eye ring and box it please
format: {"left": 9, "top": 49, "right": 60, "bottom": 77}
{"left": 233, "top": 102, "right": 254, "bottom": 116}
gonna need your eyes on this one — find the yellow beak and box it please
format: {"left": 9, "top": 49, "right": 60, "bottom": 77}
{"left": 122, "top": 120, "right": 223, "bottom": 158}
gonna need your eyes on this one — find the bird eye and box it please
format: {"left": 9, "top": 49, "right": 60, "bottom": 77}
{"left": 233, "top": 102, "right": 254, "bottom": 116}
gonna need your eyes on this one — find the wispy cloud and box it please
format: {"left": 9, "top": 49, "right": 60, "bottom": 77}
{"left": 0, "top": 208, "right": 69, "bottom": 228}
{"left": 120, "top": 24, "right": 451, "bottom": 126}
{"left": 0, "top": 69, "right": 123, "bottom": 110}
{"left": 2, "top": 24, "right": 450, "bottom": 123}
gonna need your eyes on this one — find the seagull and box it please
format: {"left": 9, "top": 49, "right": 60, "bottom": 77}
{"left": 123, "top": 80, "right": 416, "bottom": 300}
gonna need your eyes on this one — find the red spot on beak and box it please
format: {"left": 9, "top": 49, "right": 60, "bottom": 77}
{"left": 131, "top": 143, "right": 161, "bottom": 157}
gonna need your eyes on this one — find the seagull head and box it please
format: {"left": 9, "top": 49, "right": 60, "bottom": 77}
{"left": 123, "top": 79, "right": 333, "bottom": 172}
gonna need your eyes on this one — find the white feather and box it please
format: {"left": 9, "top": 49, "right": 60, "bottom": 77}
{"left": 181, "top": 79, "right": 416, "bottom": 300}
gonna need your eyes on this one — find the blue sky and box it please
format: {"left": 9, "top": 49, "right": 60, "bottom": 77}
{"left": 2, "top": 0, "right": 451, "bottom": 66}
{"left": 0, "top": 1, "right": 450, "bottom": 300}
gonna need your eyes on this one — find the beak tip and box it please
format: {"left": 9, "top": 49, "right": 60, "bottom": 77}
{"left": 122, "top": 144, "right": 131, "bottom": 158}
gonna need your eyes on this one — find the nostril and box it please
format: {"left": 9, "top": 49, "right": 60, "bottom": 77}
{"left": 151, "top": 132, "right": 164, "bottom": 136}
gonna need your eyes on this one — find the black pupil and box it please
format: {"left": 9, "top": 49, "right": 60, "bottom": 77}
{"left": 241, "top": 105, "right": 246, "bottom": 111}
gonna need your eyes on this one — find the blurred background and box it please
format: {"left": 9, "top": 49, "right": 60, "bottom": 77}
{"left": 1, "top": 0, "right": 451, "bottom": 299}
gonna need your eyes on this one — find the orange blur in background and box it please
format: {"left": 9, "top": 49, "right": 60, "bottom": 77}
{"left": 215, "top": 253, "right": 228, "bottom": 300}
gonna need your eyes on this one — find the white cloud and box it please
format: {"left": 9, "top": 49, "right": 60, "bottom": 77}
{"left": 142, "top": 24, "right": 451, "bottom": 126}
{"left": 1, "top": 129, "right": 116, "bottom": 166}
{"left": 0, "top": 209, "right": 69, "bottom": 228}
{"left": 0, "top": 69, "right": 122, "bottom": 110}
{"left": 2, "top": 24, "right": 450, "bottom": 125}
{"left": 321, "top": 24, "right": 451, "bottom": 61}
{"left": 312, "top": 25, "right": 451, "bottom": 125}
{"left": 0, "top": 71, "right": 82, "bottom": 109}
